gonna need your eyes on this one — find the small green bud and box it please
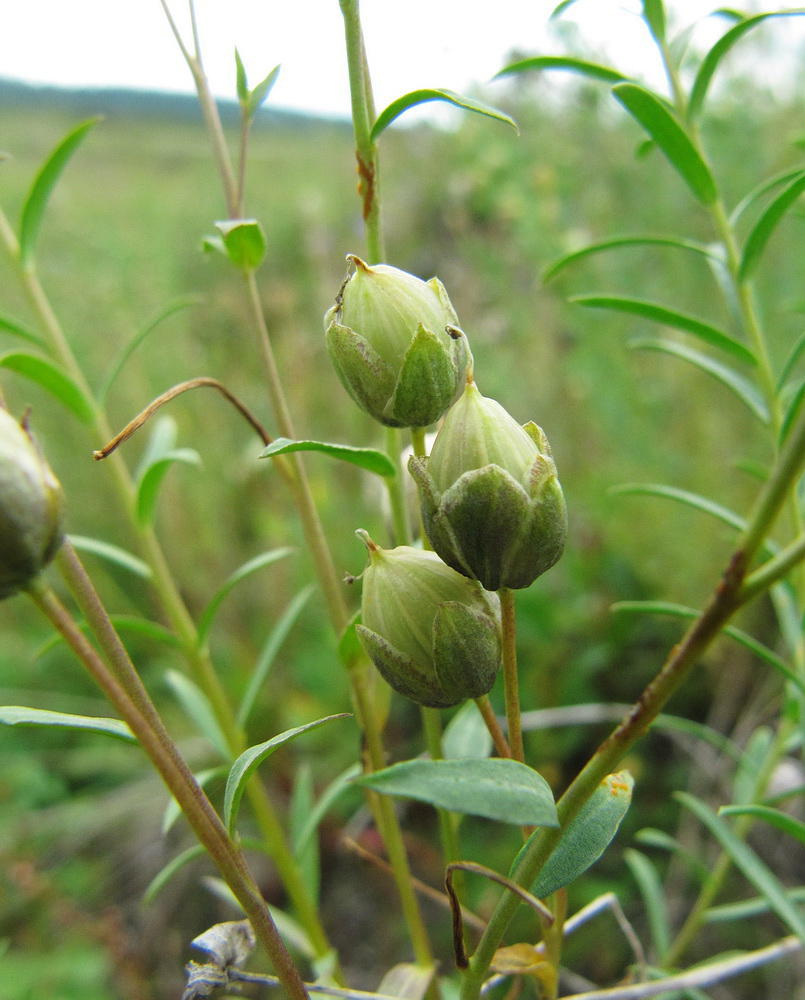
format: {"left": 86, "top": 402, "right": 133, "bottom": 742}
{"left": 324, "top": 255, "right": 468, "bottom": 428}
{"left": 409, "top": 378, "right": 567, "bottom": 591}
{"left": 355, "top": 531, "right": 502, "bottom": 708}
{"left": 0, "top": 409, "right": 64, "bottom": 599}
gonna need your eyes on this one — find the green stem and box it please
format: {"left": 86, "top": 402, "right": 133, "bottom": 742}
{"left": 498, "top": 588, "right": 524, "bottom": 764}
{"left": 474, "top": 695, "right": 512, "bottom": 758}
{"left": 385, "top": 426, "right": 412, "bottom": 547}
{"left": 339, "top": 0, "right": 384, "bottom": 262}
{"left": 26, "top": 576, "right": 309, "bottom": 1000}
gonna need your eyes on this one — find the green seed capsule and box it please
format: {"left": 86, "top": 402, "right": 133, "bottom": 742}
{"left": 0, "top": 409, "right": 64, "bottom": 599}
{"left": 356, "top": 531, "right": 502, "bottom": 708}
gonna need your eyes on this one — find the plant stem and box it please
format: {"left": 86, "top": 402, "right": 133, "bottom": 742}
{"left": 25, "top": 575, "right": 309, "bottom": 1000}
{"left": 474, "top": 695, "right": 512, "bottom": 758}
{"left": 498, "top": 588, "right": 524, "bottom": 764}
{"left": 422, "top": 705, "right": 461, "bottom": 867}
{"left": 385, "top": 426, "right": 412, "bottom": 547}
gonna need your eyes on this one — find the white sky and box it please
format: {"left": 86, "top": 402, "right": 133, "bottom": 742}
{"left": 1, "top": 1, "right": 803, "bottom": 120}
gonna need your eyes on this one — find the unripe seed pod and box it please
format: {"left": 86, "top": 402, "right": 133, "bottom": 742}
{"left": 355, "top": 531, "right": 502, "bottom": 708}
{"left": 409, "top": 378, "right": 567, "bottom": 591}
{"left": 0, "top": 409, "right": 64, "bottom": 599}
{"left": 325, "top": 256, "right": 468, "bottom": 428}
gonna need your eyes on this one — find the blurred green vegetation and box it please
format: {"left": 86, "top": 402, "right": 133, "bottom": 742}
{"left": 0, "top": 66, "right": 803, "bottom": 998}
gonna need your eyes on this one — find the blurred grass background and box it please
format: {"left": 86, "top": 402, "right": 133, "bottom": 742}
{"left": 0, "top": 70, "right": 803, "bottom": 997}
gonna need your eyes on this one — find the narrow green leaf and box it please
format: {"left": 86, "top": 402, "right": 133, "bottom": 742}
{"left": 249, "top": 64, "right": 281, "bottom": 118}
{"left": 625, "top": 849, "right": 671, "bottom": 958}
{"left": 260, "top": 437, "right": 397, "bottom": 478}
{"left": 224, "top": 715, "right": 350, "bottom": 835}
{"left": 136, "top": 449, "right": 201, "bottom": 527}
{"left": 357, "top": 758, "right": 558, "bottom": 827}
{"left": 642, "top": 0, "right": 667, "bottom": 43}
{"left": 512, "top": 772, "right": 633, "bottom": 897}
{"left": 706, "top": 887, "right": 805, "bottom": 923}
{"left": 164, "top": 670, "right": 231, "bottom": 761}
{"left": 689, "top": 13, "right": 805, "bottom": 122}
{"left": 494, "top": 56, "right": 627, "bottom": 85}
{"left": 611, "top": 600, "right": 803, "bottom": 693}
{"left": 377, "top": 964, "right": 434, "bottom": 1000}
{"left": 442, "top": 701, "right": 493, "bottom": 760}
{"left": 371, "top": 90, "right": 518, "bottom": 142}
{"left": 571, "top": 294, "right": 755, "bottom": 365}
{"left": 234, "top": 48, "right": 249, "bottom": 103}
{"left": 543, "top": 236, "right": 717, "bottom": 283}
{"left": 550, "top": 0, "right": 582, "bottom": 17}
{"left": 739, "top": 172, "right": 805, "bottom": 282}
{"left": 628, "top": 337, "right": 769, "bottom": 423}
{"left": 730, "top": 165, "right": 805, "bottom": 228}
{"left": 290, "top": 764, "right": 320, "bottom": 905}
{"left": 19, "top": 118, "right": 100, "bottom": 267}
{"left": 215, "top": 219, "right": 267, "bottom": 272}
{"left": 733, "top": 727, "right": 774, "bottom": 806}
{"left": 776, "top": 329, "right": 805, "bottom": 393}
{"left": 68, "top": 534, "right": 152, "bottom": 579}
{"left": 0, "top": 352, "right": 95, "bottom": 422}
{"left": 677, "top": 791, "right": 805, "bottom": 943}
{"left": 635, "top": 827, "right": 711, "bottom": 882}
{"left": 0, "top": 312, "right": 44, "bottom": 347}
{"left": 144, "top": 844, "right": 206, "bottom": 903}
{"left": 610, "top": 481, "right": 749, "bottom": 531}
{"left": 780, "top": 378, "right": 805, "bottom": 445}
{"left": 197, "top": 547, "right": 295, "bottom": 650}
{"left": 720, "top": 805, "right": 805, "bottom": 845}
{"left": 108, "top": 615, "right": 183, "bottom": 650}
{"left": 293, "top": 763, "right": 362, "bottom": 858}
{"left": 162, "top": 766, "right": 229, "bottom": 834}
{"left": 612, "top": 83, "right": 717, "bottom": 204}
{"left": 98, "top": 295, "right": 200, "bottom": 403}
{"left": 0, "top": 705, "right": 135, "bottom": 742}
{"left": 237, "top": 584, "right": 316, "bottom": 729}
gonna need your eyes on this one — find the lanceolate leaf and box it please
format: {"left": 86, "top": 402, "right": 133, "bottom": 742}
{"left": 260, "top": 438, "right": 396, "bottom": 478}
{"left": 612, "top": 83, "right": 717, "bottom": 205}
{"left": 136, "top": 449, "right": 202, "bottom": 527}
{"left": 543, "top": 236, "right": 717, "bottom": 283}
{"left": 234, "top": 48, "right": 249, "bottom": 103}
{"left": 677, "top": 791, "right": 805, "bottom": 944}
{"left": 224, "top": 715, "right": 350, "bottom": 835}
{"left": 609, "top": 482, "right": 749, "bottom": 533}
{"left": 145, "top": 836, "right": 267, "bottom": 903}
{"left": 731, "top": 165, "right": 805, "bottom": 228}
{"left": 356, "top": 758, "right": 558, "bottom": 827}
{"left": 249, "top": 64, "right": 281, "bottom": 117}
{"left": 780, "top": 378, "right": 805, "bottom": 445}
{"left": 0, "top": 705, "right": 135, "bottom": 742}
{"left": 642, "top": 0, "right": 667, "bottom": 43}
{"left": 237, "top": 584, "right": 316, "bottom": 729}
{"left": 571, "top": 294, "right": 755, "bottom": 365}
{"left": 739, "top": 172, "right": 805, "bottom": 282}
{"left": 19, "top": 117, "right": 99, "bottom": 267}
{"left": 293, "top": 762, "right": 362, "bottom": 858}
{"left": 777, "top": 329, "right": 805, "bottom": 392}
{"left": 550, "top": 0, "right": 582, "bottom": 17}
{"left": 0, "top": 312, "right": 44, "bottom": 347}
{"left": 689, "top": 13, "right": 805, "bottom": 122}
{"left": 371, "top": 90, "right": 518, "bottom": 142}
{"left": 511, "top": 772, "right": 633, "bottom": 897}
{"left": 0, "top": 352, "right": 95, "bottom": 422}
{"left": 625, "top": 849, "right": 671, "bottom": 957}
{"left": 99, "top": 295, "right": 201, "bottom": 402}
{"left": 629, "top": 337, "right": 769, "bottom": 423}
{"left": 68, "top": 534, "right": 152, "bottom": 579}
{"left": 719, "top": 805, "right": 805, "bottom": 847}
{"left": 494, "top": 56, "right": 627, "bottom": 85}
{"left": 164, "top": 670, "right": 231, "bottom": 761}
{"left": 162, "top": 766, "right": 229, "bottom": 835}
{"left": 196, "top": 547, "right": 295, "bottom": 650}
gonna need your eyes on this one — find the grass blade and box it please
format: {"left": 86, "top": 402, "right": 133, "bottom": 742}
{"left": 371, "top": 89, "right": 518, "bottom": 141}
{"left": 196, "top": 548, "right": 295, "bottom": 650}
{"left": 0, "top": 705, "right": 135, "bottom": 742}
{"left": 739, "top": 171, "right": 805, "bottom": 282}
{"left": 628, "top": 337, "right": 769, "bottom": 422}
{"left": 19, "top": 118, "right": 100, "bottom": 267}
{"left": 612, "top": 83, "right": 717, "bottom": 204}
{"left": 571, "top": 293, "right": 755, "bottom": 365}
{"left": 0, "top": 352, "right": 95, "bottom": 422}
{"left": 677, "top": 791, "right": 805, "bottom": 944}
{"left": 494, "top": 56, "right": 627, "bottom": 85}
{"left": 543, "top": 236, "right": 717, "bottom": 283}
{"left": 260, "top": 438, "right": 397, "bottom": 478}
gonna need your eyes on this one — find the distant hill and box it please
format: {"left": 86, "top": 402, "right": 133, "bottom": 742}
{"left": 0, "top": 76, "right": 351, "bottom": 133}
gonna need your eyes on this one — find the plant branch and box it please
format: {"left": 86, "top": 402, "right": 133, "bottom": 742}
{"left": 499, "top": 588, "right": 524, "bottom": 764}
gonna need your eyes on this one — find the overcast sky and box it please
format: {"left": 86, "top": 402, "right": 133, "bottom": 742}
{"left": 2, "top": 1, "right": 803, "bottom": 120}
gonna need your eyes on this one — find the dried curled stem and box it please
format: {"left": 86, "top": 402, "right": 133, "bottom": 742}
{"left": 94, "top": 377, "right": 271, "bottom": 459}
